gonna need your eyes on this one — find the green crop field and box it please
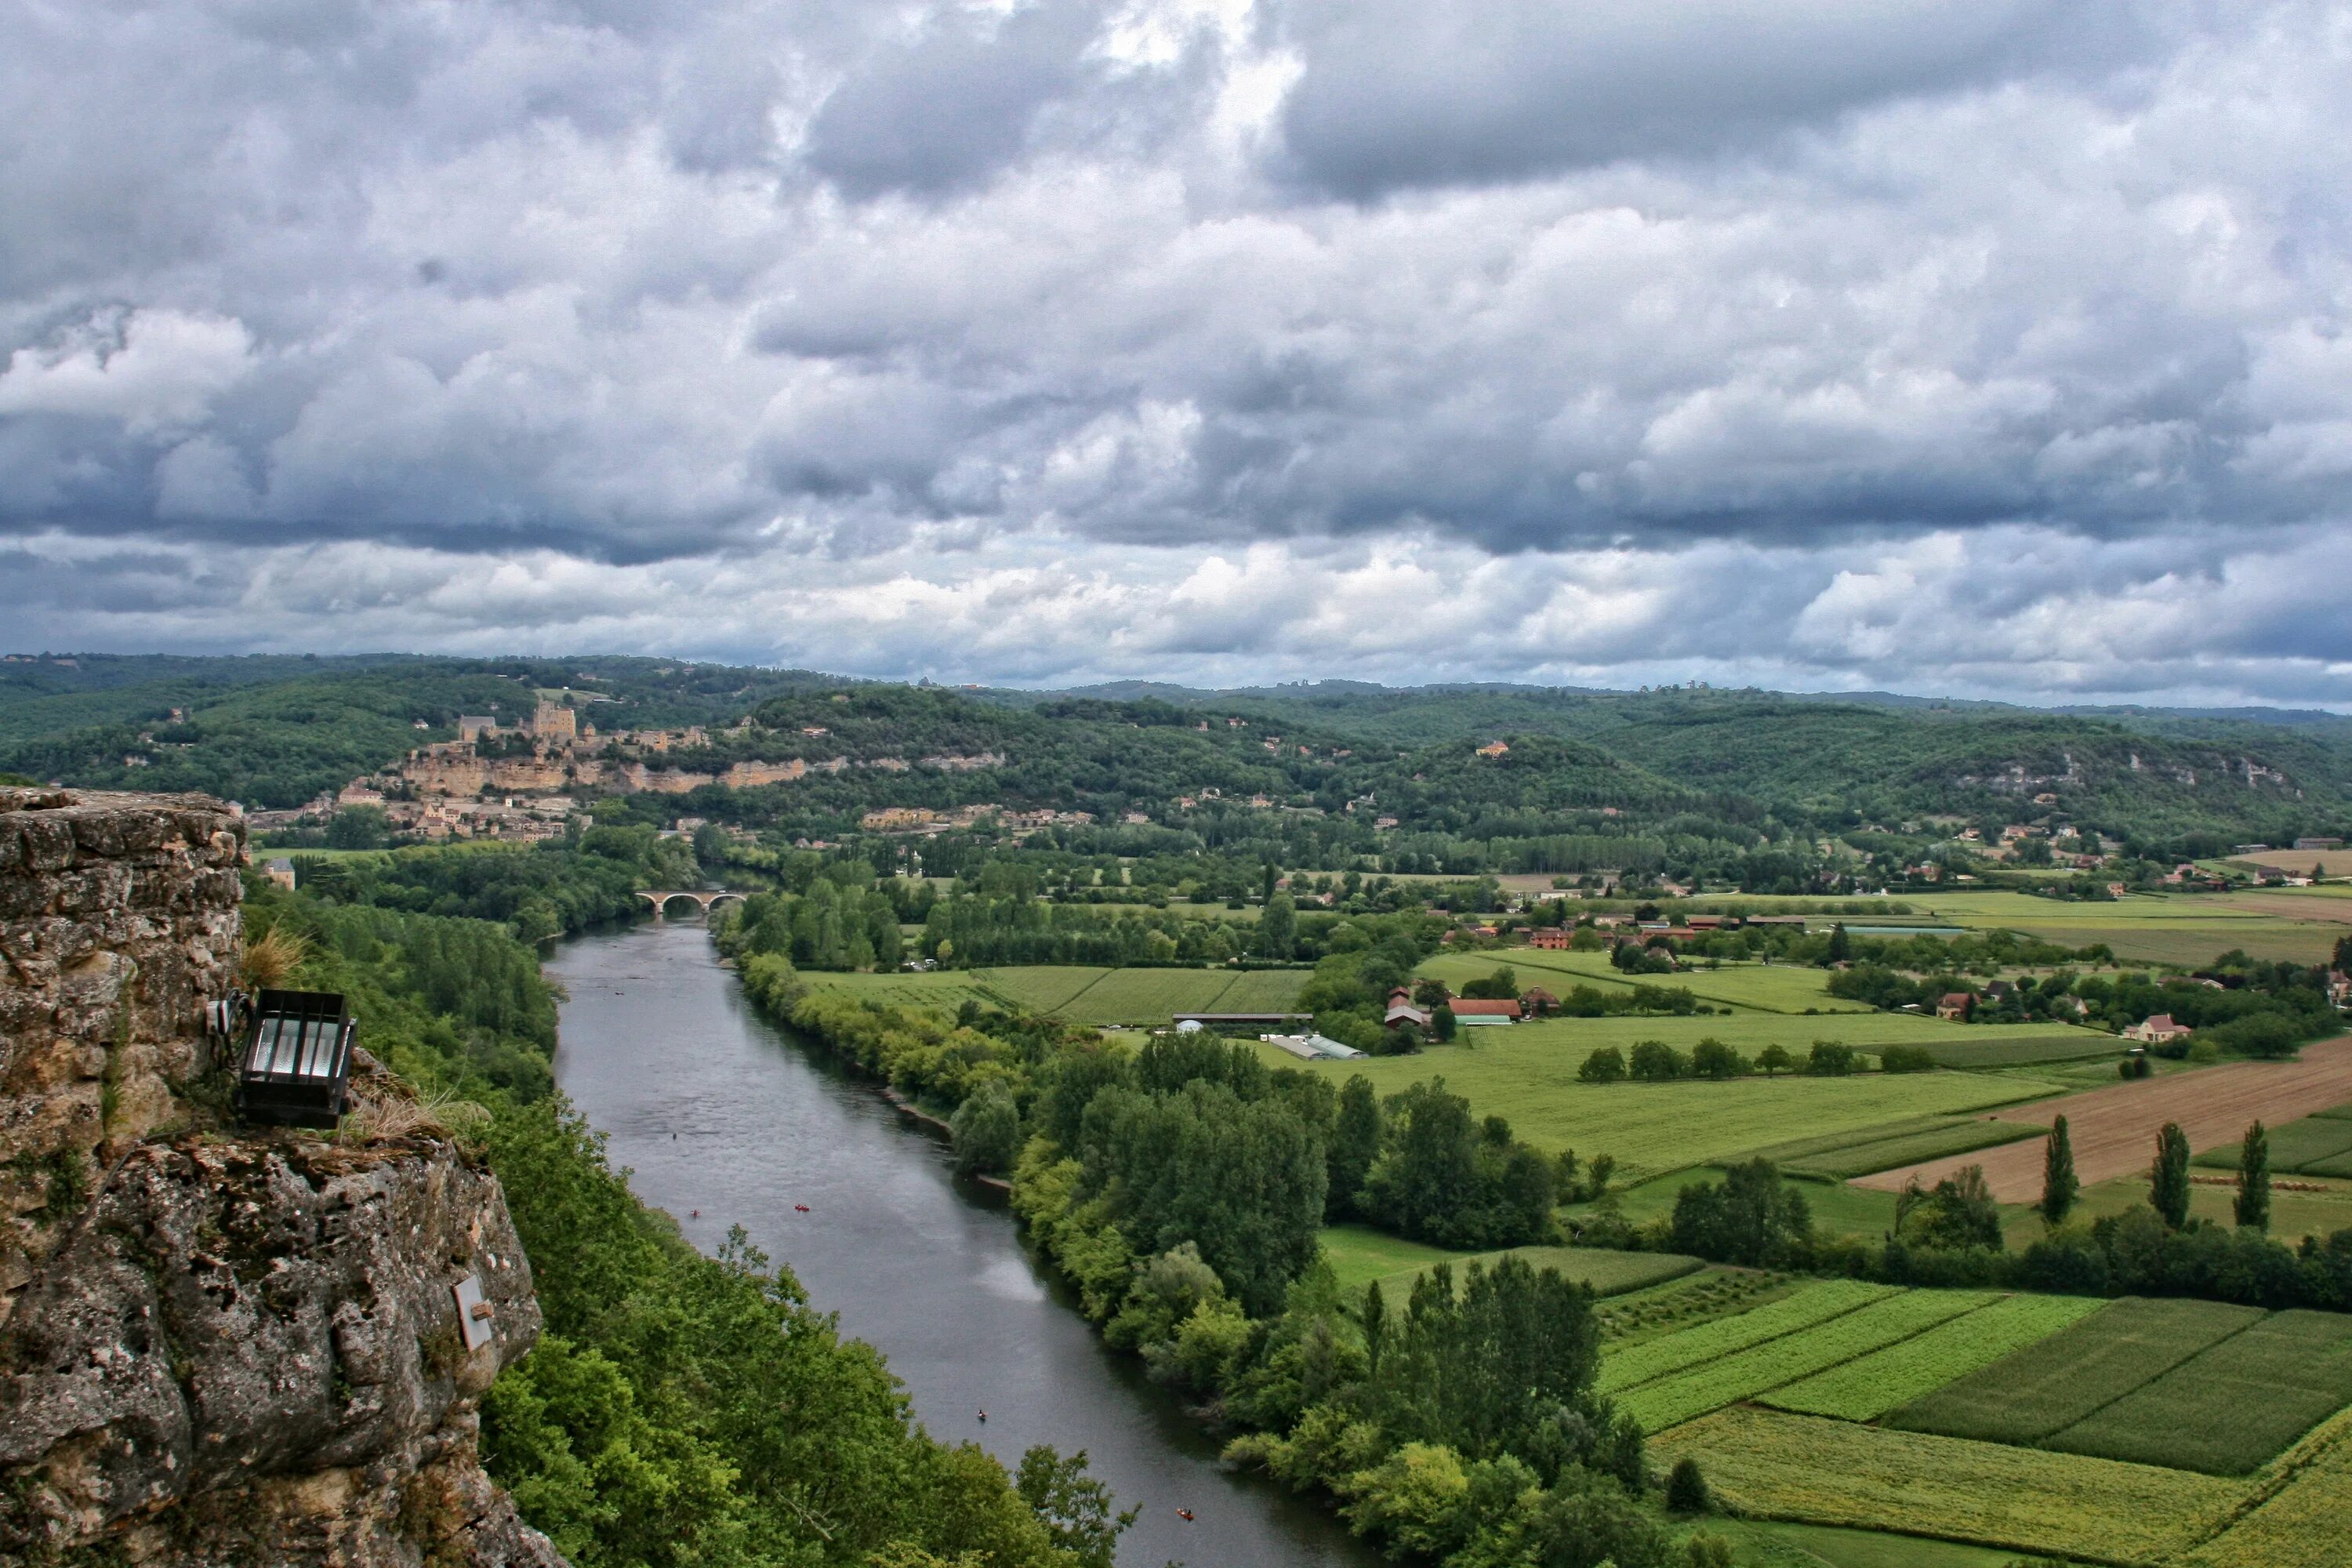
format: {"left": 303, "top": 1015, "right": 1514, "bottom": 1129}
{"left": 1652, "top": 1406, "right": 2250, "bottom": 1564}
{"left": 1617, "top": 1289, "right": 1994, "bottom": 1433}
{"left": 1721, "top": 1519, "right": 2049, "bottom": 1568}
{"left": 2043, "top": 1308, "right": 2352, "bottom": 1475}
{"left": 1599, "top": 1279, "right": 1896, "bottom": 1396}
{"left": 1777, "top": 1119, "right": 2047, "bottom": 1181}
{"left": 1052, "top": 968, "right": 1241, "bottom": 1023}
{"left": 1762, "top": 1293, "right": 2105, "bottom": 1421}
{"left": 1253, "top": 1029, "right": 2060, "bottom": 1177}
{"left": 1207, "top": 967, "right": 1313, "bottom": 1013}
{"left": 2182, "top": 1417, "right": 2352, "bottom": 1568}
{"left": 1317, "top": 1225, "right": 1702, "bottom": 1301}
{"left": 1887, "top": 1297, "right": 2265, "bottom": 1446}
{"left": 1368, "top": 1245, "right": 1700, "bottom": 1308}
{"left": 979, "top": 966, "right": 1115, "bottom": 1013}
{"left": 1595, "top": 1271, "right": 1798, "bottom": 1345}
{"left": 1468, "top": 948, "right": 1875, "bottom": 1015}
{"left": 1908, "top": 1033, "right": 2127, "bottom": 1068}
{"left": 2193, "top": 1106, "right": 2352, "bottom": 1173}
{"left": 1318, "top": 1225, "right": 1465, "bottom": 1294}
{"left": 793, "top": 969, "right": 996, "bottom": 1010}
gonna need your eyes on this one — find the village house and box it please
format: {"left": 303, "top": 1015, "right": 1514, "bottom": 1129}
{"left": 1936, "top": 992, "right": 1973, "bottom": 1021}
{"left": 2124, "top": 1014, "right": 2194, "bottom": 1046}
{"left": 1527, "top": 926, "right": 1570, "bottom": 949}
{"left": 1384, "top": 989, "right": 1432, "bottom": 1029}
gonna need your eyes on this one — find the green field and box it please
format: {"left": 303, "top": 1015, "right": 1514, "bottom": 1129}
{"left": 1449, "top": 947, "right": 1875, "bottom": 1015}
{"left": 1887, "top": 1297, "right": 2264, "bottom": 1446}
{"left": 2043, "top": 1308, "right": 2352, "bottom": 1475}
{"left": 1599, "top": 1280, "right": 1896, "bottom": 1396}
{"left": 2193, "top": 1105, "right": 2352, "bottom": 1173}
{"left": 979, "top": 965, "right": 1116, "bottom": 1013}
{"left": 792, "top": 964, "right": 1312, "bottom": 1025}
{"left": 1053, "top": 967, "right": 1245, "bottom": 1024}
{"left": 1896, "top": 889, "right": 2347, "bottom": 967}
{"left": 1907, "top": 1033, "right": 2128, "bottom": 1068}
{"left": 2064, "top": 1171, "right": 2352, "bottom": 1245}
{"left": 1771, "top": 1118, "right": 2046, "bottom": 1181}
{"left": 1316, "top": 1225, "right": 1702, "bottom": 1301}
{"left": 1256, "top": 1030, "right": 2060, "bottom": 1178}
{"left": 1762, "top": 1293, "right": 2104, "bottom": 1421}
{"left": 1210, "top": 967, "right": 1317, "bottom": 1013}
{"left": 1317, "top": 1225, "right": 1468, "bottom": 1293}
{"left": 1653, "top": 1406, "right": 2249, "bottom": 1564}
{"left": 793, "top": 968, "right": 997, "bottom": 1009}
{"left": 1617, "top": 1289, "right": 1994, "bottom": 1432}
{"left": 1376, "top": 1246, "right": 1700, "bottom": 1308}
{"left": 2182, "top": 1415, "right": 2352, "bottom": 1568}
{"left": 1719, "top": 1519, "right": 2054, "bottom": 1568}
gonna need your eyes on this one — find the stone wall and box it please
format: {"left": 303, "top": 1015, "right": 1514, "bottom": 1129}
{"left": 0, "top": 788, "right": 564, "bottom": 1566}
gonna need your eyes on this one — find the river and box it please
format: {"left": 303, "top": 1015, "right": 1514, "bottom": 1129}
{"left": 546, "top": 922, "right": 1379, "bottom": 1568}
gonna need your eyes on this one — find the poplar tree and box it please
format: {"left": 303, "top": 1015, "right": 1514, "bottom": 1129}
{"left": 2236, "top": 1120, "right": 2271, "bottom": 1232}
{"left": 2039, "top": 1115, "right": 2078, "bottom": 1226}
{"left": 2152, "top": 1121, "right": 2192, "bottom": 1229}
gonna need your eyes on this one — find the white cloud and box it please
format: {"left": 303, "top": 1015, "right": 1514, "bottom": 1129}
{"left": 0, "top": 0, "right": 2346, "bottom": 706}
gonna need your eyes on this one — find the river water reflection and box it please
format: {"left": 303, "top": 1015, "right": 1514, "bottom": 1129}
{"left": 546, "top": 922, "right": 1379, "bottom": 1568}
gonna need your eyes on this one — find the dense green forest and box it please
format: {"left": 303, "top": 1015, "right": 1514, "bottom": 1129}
{"left": 245, "top": 876, "right": 1132, "bottom": 1568}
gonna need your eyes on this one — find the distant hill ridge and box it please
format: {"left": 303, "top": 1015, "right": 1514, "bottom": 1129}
{"left": 1, "top": 655, "right": 2345, "bottom": 840}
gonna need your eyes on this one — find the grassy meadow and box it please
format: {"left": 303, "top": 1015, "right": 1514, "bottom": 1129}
{"left": 789, "top": 963, "right": 1309, "bottom": 1025}
{"left": 1252, "top": 1029, "right": 2061, "bottom": 1178}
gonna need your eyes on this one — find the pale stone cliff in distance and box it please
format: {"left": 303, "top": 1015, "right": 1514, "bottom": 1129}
{"left": 0, "top": 787, "right": 562, "bottom": 1566}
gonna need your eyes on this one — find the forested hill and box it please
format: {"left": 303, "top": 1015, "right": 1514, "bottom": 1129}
{"left": 2, "top": 652, "right": 2347, "bottom": 842}
{"left": 1025, "top": 682, "right": 2352, "bottom": 840}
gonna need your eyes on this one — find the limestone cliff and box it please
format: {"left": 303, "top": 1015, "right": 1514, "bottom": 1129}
{"left": 0, "top": 789, "right": 562, "bottom": 1566}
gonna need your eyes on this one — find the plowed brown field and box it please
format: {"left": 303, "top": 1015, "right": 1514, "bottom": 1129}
{"left": 1855, "top": 1035, "right": 2352, "bottom": 1202}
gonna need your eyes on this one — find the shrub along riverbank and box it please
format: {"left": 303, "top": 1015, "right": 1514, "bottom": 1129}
{"left": 742, "top": 942, "right": 1737, "bottom": 1568}
{"left": 242, "top": 879, "right": 1131, "bottom": 1568}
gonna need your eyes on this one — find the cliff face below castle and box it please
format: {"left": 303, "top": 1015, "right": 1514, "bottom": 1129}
{"left": 0, "top": 789, "right": 562, "bottom": 1566}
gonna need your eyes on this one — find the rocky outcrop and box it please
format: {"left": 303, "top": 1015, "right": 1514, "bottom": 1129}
{"left": 0, "top": 789, "right": 563, "bottom": 1567}
{"left": 1, "top": 787, "right": 245, "bottom": 1316}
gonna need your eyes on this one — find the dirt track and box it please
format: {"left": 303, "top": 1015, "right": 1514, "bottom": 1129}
{"left": 1853, "top": 1034, "right": 2352, "bottom": 1203}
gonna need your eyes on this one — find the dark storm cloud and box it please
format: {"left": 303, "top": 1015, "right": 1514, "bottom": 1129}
{"left": 0, "top": 0, "right": 2347, "bottom": 702}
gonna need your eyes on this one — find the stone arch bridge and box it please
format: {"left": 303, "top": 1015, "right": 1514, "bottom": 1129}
{"left": 637, "top": 889, "right": 749, "bottom": 920}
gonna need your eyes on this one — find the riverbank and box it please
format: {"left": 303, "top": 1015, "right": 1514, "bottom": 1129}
{"left": 545, "top": 921, "right": 1381, "bottom": 1568}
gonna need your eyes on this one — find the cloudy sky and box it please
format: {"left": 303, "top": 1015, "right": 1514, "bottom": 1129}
{"left": 3, "top": 0, "right": 2349, "bottom": 705}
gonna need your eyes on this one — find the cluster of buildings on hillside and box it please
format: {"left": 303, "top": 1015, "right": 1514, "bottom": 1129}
{"left": 858, "top": 803, "right": 1094, "bottom": 835}
{"left": 252, "top": 699, "right": 1017, "bottom": 840}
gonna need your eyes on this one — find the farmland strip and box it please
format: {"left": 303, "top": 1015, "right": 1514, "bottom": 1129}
{"left": 1619, "top": 1289, "right": 1993, "bottom": 1432}
{"left": 1599, "top": 1279, "right": 1896, "bottom": 1396}
{"left": 2043, "top": 1308, "right": 2352, "bottom": 1475}
{"left": 1887, "top": 1297, "right": 2264, "bottom": 1446}
{"left": 1762, "top": 1293, "right": 2103, "bottom": 1422}
{"left": 1653, "top": 1406, "right": 2249, "bottom": 1564}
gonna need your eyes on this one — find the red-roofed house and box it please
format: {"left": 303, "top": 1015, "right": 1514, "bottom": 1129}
{"left": 1936, "top": 992, "right": 1973, "bottom": 1021}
